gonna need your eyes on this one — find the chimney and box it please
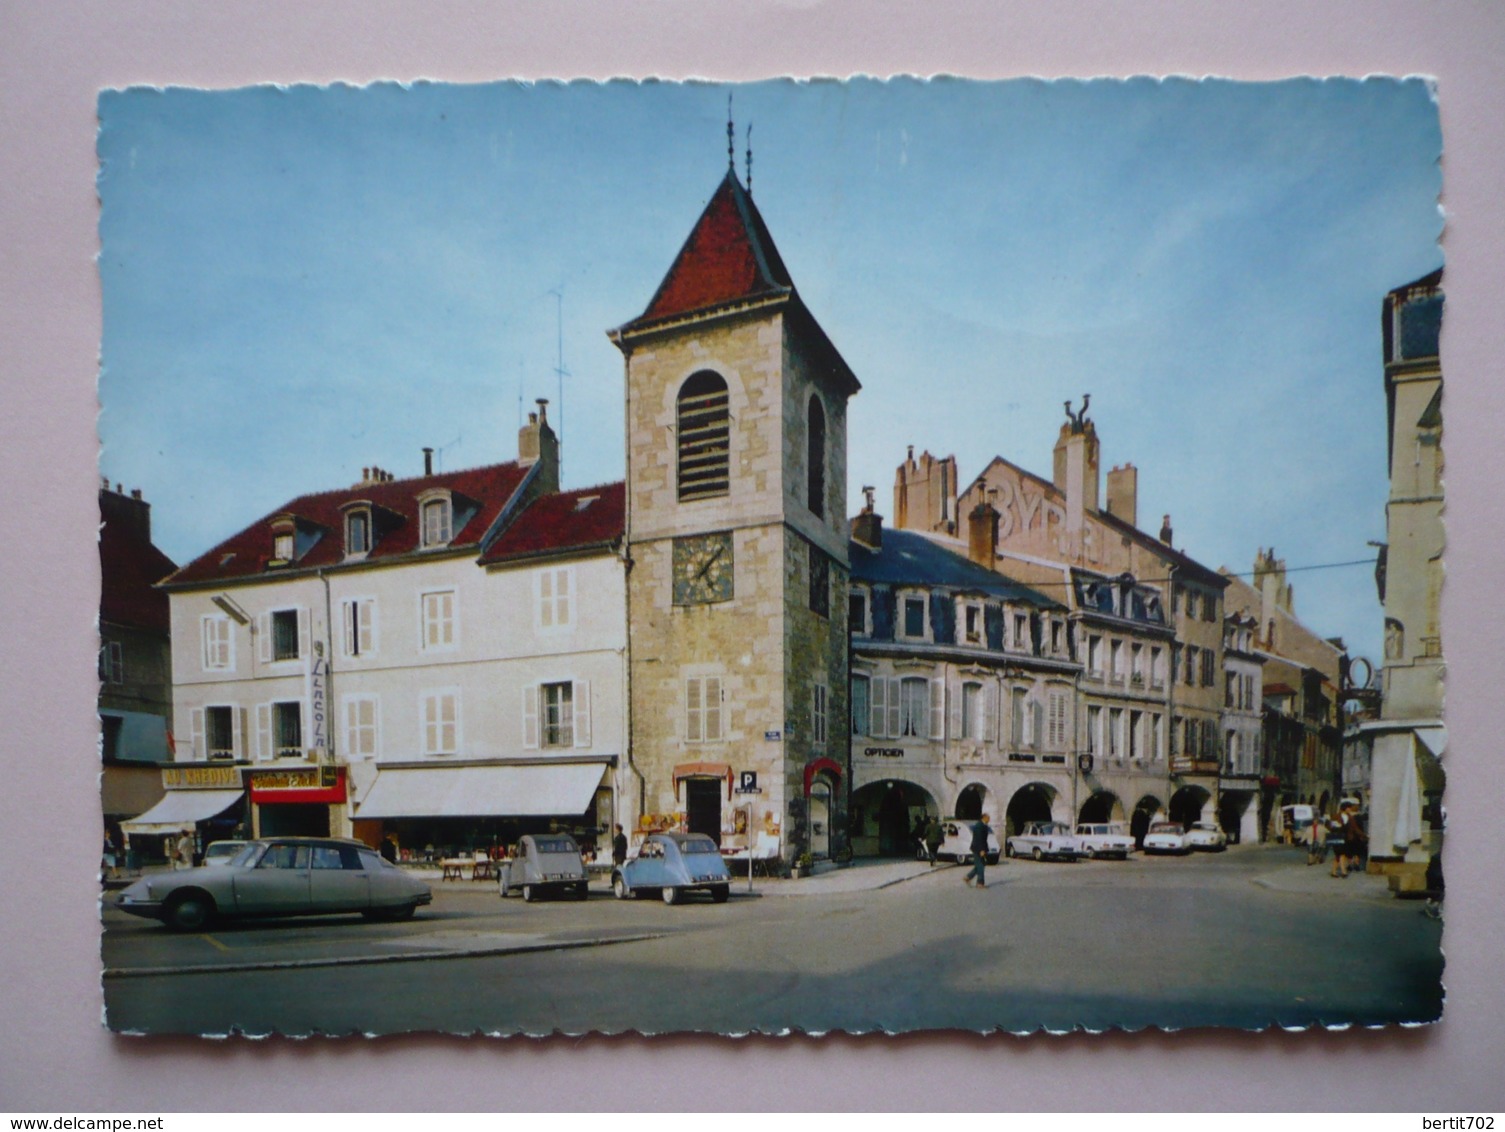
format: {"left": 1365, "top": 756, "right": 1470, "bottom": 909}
{"left": 1052, "top": 398, "right": 1099, "bottom": 539}
{"left": 423, "top": 447, "right": 434, "bottom": 476}
{"left": 967, "top": 498, "right": 1000, "bottom": 567}
{"left": 1159, "top": 514, "right": 1173, "bottom": 545}
{"left": 1106, "top": 463, "right": 1137, "bottom": 526}
{"left": 893, "top": 448, "right": 957, "bottom": 534}
{"left": 851, "top": 485, "right": 883, "bottom": 549}
{"left": 518, "top": 397, "right": 560, "bottom": 492}
{"left": 99, "top": 482, "right": 152, "bottom": 541}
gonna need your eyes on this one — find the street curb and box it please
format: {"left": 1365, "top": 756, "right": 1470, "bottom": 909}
{"left": 101, "top": 931, "right": 666, "bottom": 979}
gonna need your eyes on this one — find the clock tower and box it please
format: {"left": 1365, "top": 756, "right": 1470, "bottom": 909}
{"left": 609, "top": 167, "right": 860, "bottom": 867}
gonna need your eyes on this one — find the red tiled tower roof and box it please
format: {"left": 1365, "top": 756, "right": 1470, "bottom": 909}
{"left": 625, "top": 169, "right": 793, "bottom": 330}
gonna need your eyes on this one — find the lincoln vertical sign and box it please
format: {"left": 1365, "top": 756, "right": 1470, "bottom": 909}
{"left": 307, "top": 640, "right": 328, "bottom": 757}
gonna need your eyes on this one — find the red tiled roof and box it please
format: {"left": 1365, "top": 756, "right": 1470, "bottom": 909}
{"left": 163, "top": 462, "right": 532, "bottom": 587}
{"left": 479, "top": 482, "right": 625, "bottom": 565}
{"left": 627, "top": 170, "right": 793, "bottom": 329}
{"left": 100, "top": 507, "right": 176, "bottom": 633}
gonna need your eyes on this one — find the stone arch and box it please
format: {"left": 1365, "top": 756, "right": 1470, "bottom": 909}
{"left": 1004, "top": 782, "right": 1058, "bottom": 837}
{"left": 954, "top": 782, "right": 990, "bottom": 821}
{"left": 1169, "top": 785, "right": 1213, "bottom": 829}
{"left": 1078, "top": 790, "right": 1124, "bottom": 825}
{"left": 850, "top": 779, "right": 938, "bottom": 858}
{"left": 676, "top": 370, "right": 731, "bottom": 502}
{"left": 1130, "top": 794, "right": 1164, "bottom": 847}
{"left": 806, "top": 393, "right": 827, "bottom": 518}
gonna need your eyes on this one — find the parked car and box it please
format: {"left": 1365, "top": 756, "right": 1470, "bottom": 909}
{"left": 612, "top": 832, "right": 731, "bottom": 905}
{"left": 1142, "top": 821, "right": 1192, "bottom": 855}
{"left": 115, "top": 837, "right": 433, "bottom": 931}
{"left": 498, "top": 833, "right": 589, "bottom": 902}
{"left": 1074, "top": 822, "right": 1134, "bottom": 860}
{"left": 200, "top": 839, "right": 247, "bottom": 867}
{"left": 1006, "top": 821, "right": 1080, "bottom": 861}
{"left": 1185, "top": 822, "right": 1229, "bottom": 852}
{"left": 917, "top": 818, "right": 1001, "bottom": 865}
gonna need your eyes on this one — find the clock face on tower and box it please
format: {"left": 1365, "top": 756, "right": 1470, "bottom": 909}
{"left": 672, "top": 532, "right": 734, "bottom": 605}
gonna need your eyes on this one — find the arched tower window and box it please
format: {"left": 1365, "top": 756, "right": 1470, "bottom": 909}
{"left": 807, "top": 394, "right": 826, "bottom": 518}
{"left": 677, "top": 371, "right": 730, "bottom": 502}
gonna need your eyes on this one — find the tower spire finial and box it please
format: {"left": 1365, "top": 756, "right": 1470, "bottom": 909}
{"left": 727, "top": 92, "right": 735, "bottom": 170}
{"left": 745, "top": 122, "right": 753, "bottom": 195}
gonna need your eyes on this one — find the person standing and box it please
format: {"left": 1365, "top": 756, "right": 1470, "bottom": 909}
{"left": 102, "top": 830, "right": 119, "bottom": 882}
{"left": 176, "top": 828, "right": 196, "bottom": 870}
{"left": 379, "top": 832, "right": 398, "bottom": 864}
{"left": 924, "top": 816, "right": 943, "bottom": 867}
{"left": 612, "top": 824, "right": 629, "bottom": 868}
{"left": 1306, "top": 813, "right": 1327, "bottom": 866}
{"left": 1331, "top": 807, "right": 1352, "bottom": 878}
{"left": 963, "top": 814, "right": 993, "bottom": 889}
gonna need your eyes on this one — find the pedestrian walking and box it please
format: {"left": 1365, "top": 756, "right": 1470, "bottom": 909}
{"left": 1341, "top": 801, "right": 1367, "bottom": 877}
{"left": 612, "top": 824, "right": 628, "bottom": 868}
{"left": 923, "top": 817, "right": 943, "bottom": 867}
{"left": 963, "top": 814, "right": 993, "bottom": 889}
{"left": 379, "top": 832, "right": 399, "bottom": 864}
{"left": 175, "top": 828, "right": 196, "bottom": 870}
{"left": 1306, "top": 813, "right": 1327, "bottom": 866}
{"left": 1331, "top": 806, "right": 1354, "bottom": 878}
{"left": 102, "top": 830, "right": 119, "bottom": 881}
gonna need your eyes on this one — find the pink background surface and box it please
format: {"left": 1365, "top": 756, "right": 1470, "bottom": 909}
{"left": 2, "top": 0, "right": 1502, "bottom": 1110}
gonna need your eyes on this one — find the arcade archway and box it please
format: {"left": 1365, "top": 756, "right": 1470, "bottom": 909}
{"left": 1169, "top": 785, "right": 1212, "bottom": 829}
{"left": 1078, "top": 790, "right": 1124, "bottom": 825}
{"left": 1005, "top": 782, "right": 1057, "bottom": 836}
{"left": 1130, "top": 795, "right": 1164, "bottom": 847}
{"left": 850, "top": 780, "right": 937, "bottom": 858}
{"left": 955, "top": 782, "right": 990, "bottom": 821}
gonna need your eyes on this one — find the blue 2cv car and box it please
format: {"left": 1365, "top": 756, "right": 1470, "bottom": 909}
{"left": 612, "top": 832, "right": 732, "bottom": 905}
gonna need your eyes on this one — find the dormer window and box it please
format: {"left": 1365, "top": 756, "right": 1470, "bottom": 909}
{"left": 346, "top": 510, "right": 371, "bottom": 557}
{"left": 417, "top": 491, "right": 453, "bottom": 549}
{"left": 269, "top": 516, "right": 296, "bottom": 566}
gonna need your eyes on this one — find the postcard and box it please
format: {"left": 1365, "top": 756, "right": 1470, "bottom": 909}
{"left": 96, "top": 76, "right": 1445, "bottom": 1036}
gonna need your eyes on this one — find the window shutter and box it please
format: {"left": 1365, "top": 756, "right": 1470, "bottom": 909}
{"left": 980, "top": 685, "right": 992, "bottom": 745}
{"left": 298, "top": 607, "right": 311, "bottom": 660}
{"left": 256, "top": 703, "right": 271, "bottom": 761}
{"left": 522, "top": 685, "right": 538, "bottom": 749}
{"left": 341, "top": 601, "right": 355, "bottom": 656}
{"left": 948, "top": 682, "right": 963, "bottom": 741}
{"left": 1031, "top": 699, "right": 1043, "bottom": 748}
{"left": 558, "top": 569, "right": 572, "bottom": 627}
{"left": 573, "top": 680, "right": 592, "bottom": 748}
{"left": 870, "top": 676, "right": 887, "bottom": 739}
{"left": 538, "top": 570, "right": 553, "bottom": 628}
{"left": 231, "top": 707, "right": 244, "bottom": 759}
{"left": 189, "top": 708, "right": 205, "bottom": 760}
{"left": 888, "top": 677, "right": 901, "bottom": 738}
{"left": 705, "top": 677, "right": 723, "bottom": 741}
{"left": 361, "top": 599, "right": 376, "bottom": 655}
{"left": 257, "top": 613, "right": 271, "bottom": 664}
{"left": 929, "top": 678, "right": 945, "bottom": 741}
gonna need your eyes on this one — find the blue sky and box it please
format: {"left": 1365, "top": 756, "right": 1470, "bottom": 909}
{"left": 97, "top": 77, "right": 1442, "bottom": 668}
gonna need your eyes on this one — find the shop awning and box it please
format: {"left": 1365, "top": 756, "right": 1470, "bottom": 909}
{"left": 354, "top": 762, "right": 607, "bottom": 820}
{"left": 1414, "top": 725, "right": 1447, "bottom": 760}
{"left": 121, "top": 789, "right": 243, "bottom": 834}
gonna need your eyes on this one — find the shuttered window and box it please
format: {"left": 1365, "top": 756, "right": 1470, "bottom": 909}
{"left": 677, "top": 372, "right": 730, "bottom": 501}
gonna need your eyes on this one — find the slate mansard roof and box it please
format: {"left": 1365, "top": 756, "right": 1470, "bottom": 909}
{"left": 848, "top": 526, "right": 1063, "bottom": 610}
{"left": 163, "top": 462, "right": 626, "bottom": 589}
{"left": 100, "top": 501, "right": 177, "bottom": 633}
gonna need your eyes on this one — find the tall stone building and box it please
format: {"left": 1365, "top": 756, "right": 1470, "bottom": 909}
{"left": 1361, "top": 269, "right": 1445, "bottom": 889}
{"left": 610, "top": 168, "right": 860, "bottom": 865}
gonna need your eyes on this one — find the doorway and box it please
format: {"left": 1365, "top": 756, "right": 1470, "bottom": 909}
{"left": 685, "top": 778, "right": 723, "bottom": 846}
{"left": 809, "top": 780, "right": 832, "bottom": 859}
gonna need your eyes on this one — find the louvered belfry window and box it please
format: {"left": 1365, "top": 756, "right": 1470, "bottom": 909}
{"left": 677, "top": 371, "right": 730, "bottom": 501}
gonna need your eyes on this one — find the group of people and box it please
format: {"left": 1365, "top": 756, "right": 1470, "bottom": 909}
{"left": 913, "top": 813, "right": 995, "bottom": 890}
{"left": 1305, "top": 800, "right": 1368, "bottom": 878}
